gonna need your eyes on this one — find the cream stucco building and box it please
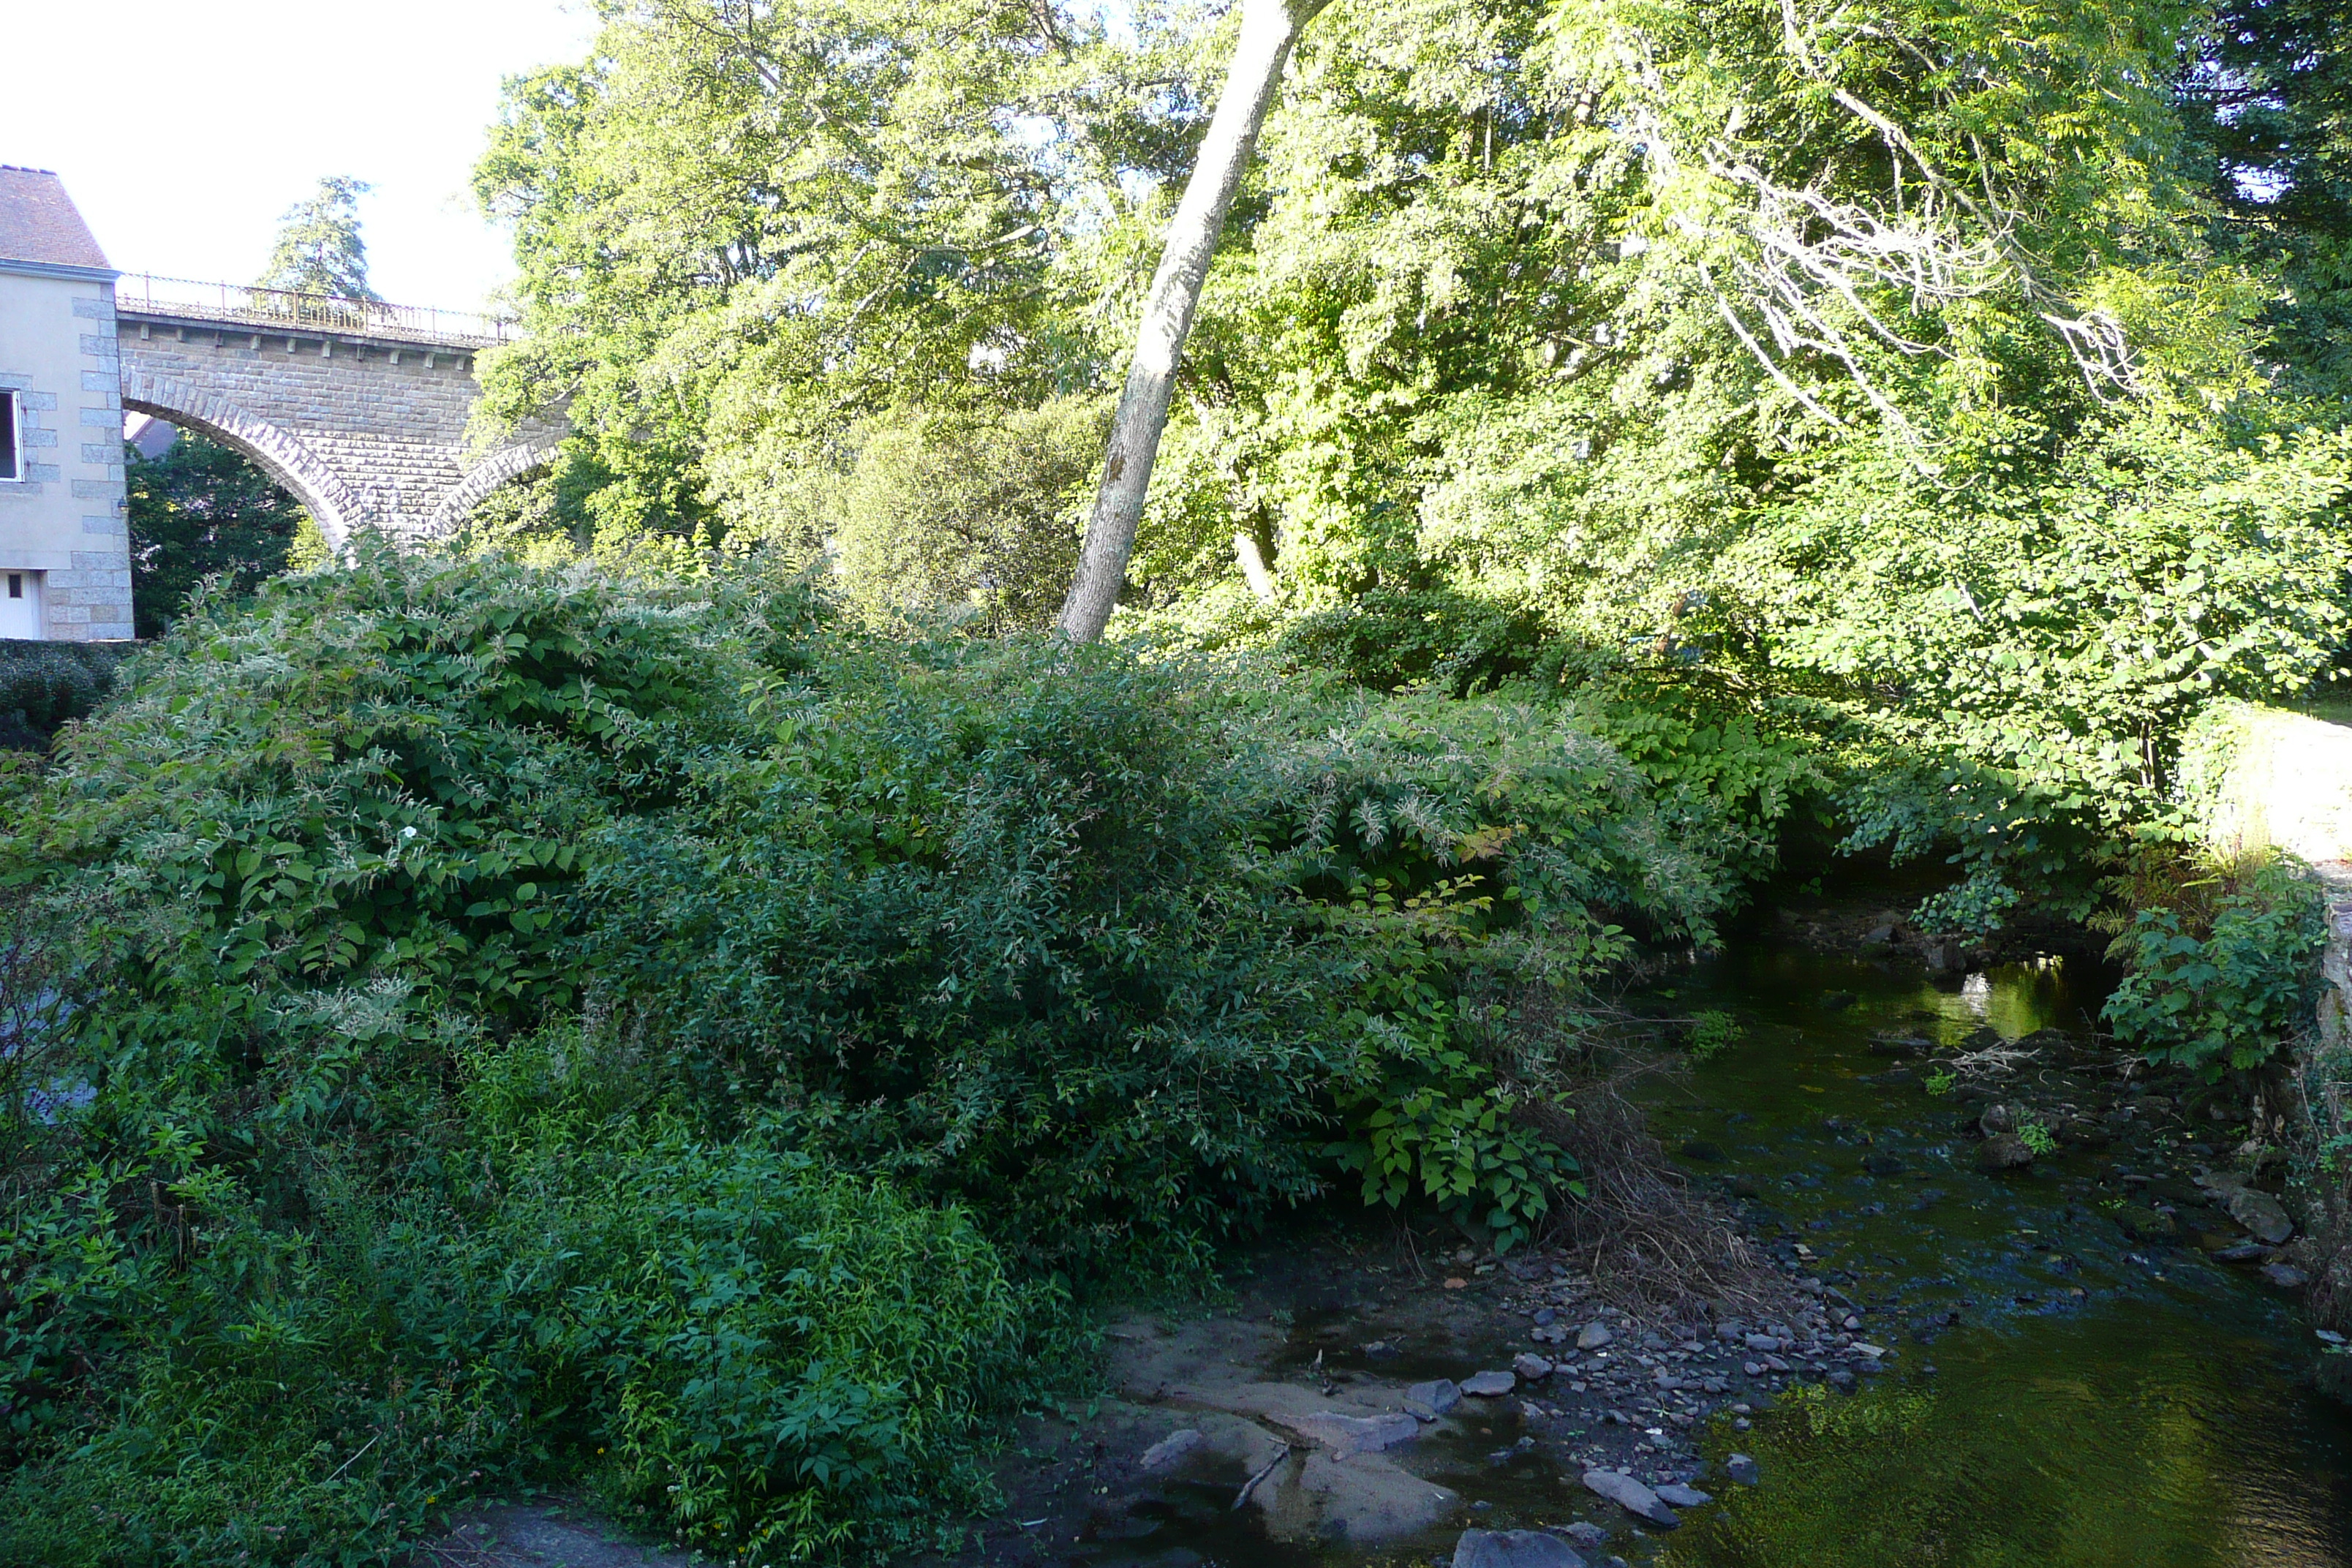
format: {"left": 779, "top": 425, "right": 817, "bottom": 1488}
{"left": 0, "top": 167, "right": 135, "bottom": 641}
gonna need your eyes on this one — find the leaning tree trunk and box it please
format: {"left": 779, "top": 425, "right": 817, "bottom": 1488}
{"left": 1057, "top": 0, "right": 1328, "bottom": 643}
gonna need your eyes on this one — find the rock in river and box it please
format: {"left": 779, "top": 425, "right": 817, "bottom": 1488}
{"left": 1578, "top": 1322, "right": 1615, "bottom": 1350}
{"left": 1725, "top": 1453, "right": 1761, "bottom": 1485}
{"left": 1977, "top": 1133, "right": 2035, "bottom": 1172}
{"left": 2115, "top": 1204, "right": 2177, "bottom": 1240}
{"left": 1514, "top": 1353, "right": 1555, "bottom": 1379}
{"left": 1405, "top": 1379, "right": 1463, "bottom": 1420}
{"left": 1582, "top": 1469, "right": 1681, "bottom": 1528}
{"left": 1463, "top": 1370, "right": 1518, "bottom": 1397}
{"left": 1655, "top": 1483, "right": 1714, "bottom": 1508}
{"left": 1454, "top": 1528, "right": 1588, "bottom": 1567}
{"left": 2264, "top": 1262, "right": 2311, "bottom": 1289}
{"left": 2227, "top": 1189, "right": 2295, "bottom": 1245}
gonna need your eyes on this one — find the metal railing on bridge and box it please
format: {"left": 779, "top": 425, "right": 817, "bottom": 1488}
{"left": 113, "top": 273, "right": 519, "bottom": 347}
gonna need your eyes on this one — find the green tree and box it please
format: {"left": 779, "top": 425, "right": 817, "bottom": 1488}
{"left": 833, "top": 396, "right": 1111, "bottom": 630}
{"left": 472, "top": 0, "right": 1094, "bottom": 548}
{"left": 124, "top": 430, "right": 304, "bottom": 638}
{"left": 258, "top": 175, "right": 380, "bottom": 300}
{"left": 1058, "top": 0, "right": 1333, "bottom": 641}
{"left": 2179, "top": 0, "right": 2352, "bottom": 396}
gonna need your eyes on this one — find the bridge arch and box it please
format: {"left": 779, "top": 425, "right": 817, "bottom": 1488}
{"left": 430, "top": 442, "right": 557, "bottom": 535}
{"left": 121, "top": 368, "right": 367, "bottom": 554}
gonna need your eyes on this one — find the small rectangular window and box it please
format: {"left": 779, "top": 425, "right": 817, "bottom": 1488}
{"left": 0, "top": 393, "right": 18, "bottom": 481}
{"left": 6, "top": 576, "right": 19, "bottom": 600}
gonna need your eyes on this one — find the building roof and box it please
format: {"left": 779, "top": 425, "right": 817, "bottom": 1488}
{"left": 0, "top": 166, "right": 111, "bottom": 272}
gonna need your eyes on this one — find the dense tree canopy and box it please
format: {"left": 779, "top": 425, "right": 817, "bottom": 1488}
{"left": 470, "top": 0, "right": 2352, "bottom": 924}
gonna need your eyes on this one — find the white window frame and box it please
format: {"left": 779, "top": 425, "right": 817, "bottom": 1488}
{"left": 0, "top": 390, "right": 20, "bottom": 483}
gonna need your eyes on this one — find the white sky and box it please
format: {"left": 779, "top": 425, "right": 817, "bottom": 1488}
{"left": 0, "top": 0, "right": 600, "bottom": 313}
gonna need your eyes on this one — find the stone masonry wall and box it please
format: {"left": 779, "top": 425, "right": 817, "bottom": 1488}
{"left": 0, "top": 275, "right": 133, "bottom": 640}
{"left": 62, "top": 292, "right": 135, "bottom": 639}
{"left": 116, "top": 314, "right": 544, "bottom": 551}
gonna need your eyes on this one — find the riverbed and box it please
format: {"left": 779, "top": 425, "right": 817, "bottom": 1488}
{"left": 943, "top": 924, "right": 2352, "bottom": 1568}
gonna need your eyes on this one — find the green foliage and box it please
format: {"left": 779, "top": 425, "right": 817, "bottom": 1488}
{"left": 258, "top": 176, "right": 379, "bottom": 301}
{"left": 0, "top": 1104, "right": 1030, "bottom": 1566}
{"left": 831, "top": 397, "right": 1111, "bottom": 630}
{"left": 472, "top": 0, "right": 1101, "bottom": 546}
{"left": 2180, "top": 0, "right": 2352, "bottom": 399}
{"left": 1689, "top": 1009, "right": 1743, "bottom": 1061}
{"left": 124, "top": 430, "right": 305, "bottom": 638}
{"left": 1322, "top": 875, "right": 1587, "bottom": 1252}
{"left": 0, "top": 553, "right": 1757, "bottom": 1562}
{"left": 2019, "top": 1118, "right": 2059, "bottom": 1156}
{"left": 2100, "top": 851, "right": 2327, "bottom": 1078}
{"left": 1275, "top": 587, "right": 1546, "bottom": 696}
{"left": 0, "top": 640, "right": 126, "bottom": 745}
{"left": 1925, "top": 1068, "right": 1957, "bottom": 1097}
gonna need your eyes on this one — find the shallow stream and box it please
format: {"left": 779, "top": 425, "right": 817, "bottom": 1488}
{"left": 1631, "top": 934, "right": 2352, "bottom": 1567}
{"left": 1042, "top": 923, "right": 2352, "bottom": 1568}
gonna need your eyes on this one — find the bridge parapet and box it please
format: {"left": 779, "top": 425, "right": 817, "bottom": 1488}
{"left": 115, "top": 274, "right": 515, "bottom": 349}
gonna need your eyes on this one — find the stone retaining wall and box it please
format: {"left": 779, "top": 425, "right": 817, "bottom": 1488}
{"left": 2297, "top": 864, "right": 2352, "bottom": 1374}
{"left": 2187, "top": 701, "right": 2352, "bottom": 1370}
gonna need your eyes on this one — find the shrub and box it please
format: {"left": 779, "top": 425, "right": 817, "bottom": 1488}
{"left": 0, "top": 549, "right": 1768, "bottom": 1562}
{"left": 2100, "top": 850, "right": 2326, "bottom": 1077}
{"left": 0, "top": 1110, "right": 1032, "bottom": 1565}
{"left": 1275, "top": 585, "right": 1546, "bottom": 696}
{"left": 0, "top": 639, "right": 128, "bottom": 746}
{"left": 1689, "top": 1009, "right": 1743, "bottom": 1060}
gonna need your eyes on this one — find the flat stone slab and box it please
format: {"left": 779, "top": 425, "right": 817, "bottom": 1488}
{"left": 1258, "top": 1449, "right": 1458, "bottom": 1545}
{"left": 1280, "top": 1410, "right": 1422, "bottom": 1456}
{"left": 1461, "top": 1369, "right": 1517, "bottom": 1396}
{"left": 1512, "top": 1352, "right": 1554, "bottom": 1379}
{"left": 1138, "top": 1428, "right": 1205, "bottom": 1471}
{"left": 1454, "top": 1527, "right": 1588, "bottom": 1567}
{"left": 1583, "top": 1469, "right": 1680, "bottom": 1527}
{"left": 409, "top": 1500, "right": 694, "bottom": 1567}
{"left": 1655, "top": 1482, "right": 1714, "bottom": 1507}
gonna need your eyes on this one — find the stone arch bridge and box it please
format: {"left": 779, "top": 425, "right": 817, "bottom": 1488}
{"left": 112, "top": 275, "right": 557, "bottom": 553}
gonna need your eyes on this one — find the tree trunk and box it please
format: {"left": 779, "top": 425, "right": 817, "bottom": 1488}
{"left": 1057, "top": 0, "right": 1327, "bottom": 642}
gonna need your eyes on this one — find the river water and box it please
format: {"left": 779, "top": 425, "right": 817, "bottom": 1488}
{"left": 1635, "top": 935, "right": 2352, "bottom": 1568}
